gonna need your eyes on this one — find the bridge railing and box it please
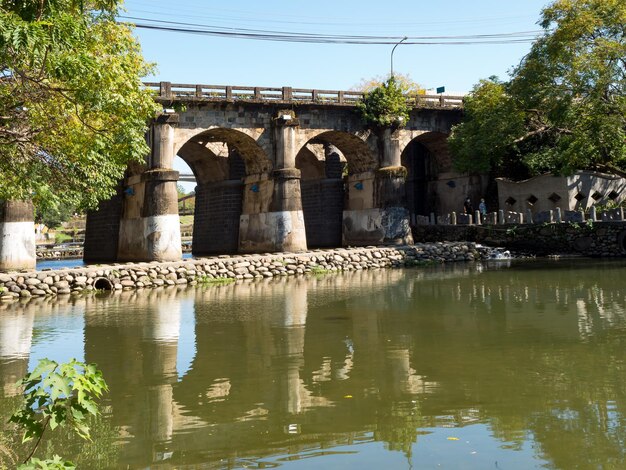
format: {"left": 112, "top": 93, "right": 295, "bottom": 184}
{"left": 144, "top": 82, "right": 464, "bottom": 108}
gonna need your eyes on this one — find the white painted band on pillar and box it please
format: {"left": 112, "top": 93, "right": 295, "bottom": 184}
{"left": 118, "top": 214, "right": 182, "bottom": 262}
{"left": 147, "top": 214, "right": 182, "bottom": 261}
{"left": 0, "top": 221, "right": 36, "bottom": 271}
{"left": 239, "top": 210, "right": 307, "bottom": 253}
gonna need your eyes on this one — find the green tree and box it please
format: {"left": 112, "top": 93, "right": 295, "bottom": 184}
{"left": 356, "top": 77, "right": 410, "bottom": 130}
{"left": 35, "top": 201, "right": 76, "bottom": 229}
{"left": 449, "top": 0, "right": 626, "bottom": 177}
{"left": 0, "top": 0, "right": 160, "bottom": 211}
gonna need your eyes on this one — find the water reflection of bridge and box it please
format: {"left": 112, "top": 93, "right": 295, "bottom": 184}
{"left": 1, "top": 262, "right": 626, "bottom": 468}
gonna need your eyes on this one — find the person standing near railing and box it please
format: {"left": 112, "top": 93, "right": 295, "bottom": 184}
{"left": 478, "top": 198, "right": 487, "bottom": 224}
{"left": 463, "top": 197, "right": 474, "bottom": 215}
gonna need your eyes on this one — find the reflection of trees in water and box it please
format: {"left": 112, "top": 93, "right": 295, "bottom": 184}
{"left": 374, "top": 401, "right": 423, "bottom": 455}
{"left": 1, "top": 260, "right": 625, "bottom": 467}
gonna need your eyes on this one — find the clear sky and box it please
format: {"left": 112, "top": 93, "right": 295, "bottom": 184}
{"left": 122, "top": 0, "right": 551, "bottom": 94}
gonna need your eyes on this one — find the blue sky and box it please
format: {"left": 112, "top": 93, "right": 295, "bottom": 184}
{"left": 122, "top": 0, "right": 551, "bottom": 94}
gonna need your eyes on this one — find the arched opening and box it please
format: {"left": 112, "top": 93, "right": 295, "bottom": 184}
{"left": 401, "top": 132, "right": 449, "bottom": 218}
{"left": 174, "top": 156, "right": 196, "bottom": 255}
{"left": 296, "top": 131, "right": 375, "bottom": 248}
{"left": 177, "top": 129, "right": 270, "bottom": 255}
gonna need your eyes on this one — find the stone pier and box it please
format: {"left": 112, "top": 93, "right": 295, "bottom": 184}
{"left": 0, "top": 200, "right": 35, "bottom": 271}
{"left": 117, "top": 114, "right": 183, "bottom": 263}
{"left": 342, "top": 128, "right": 413, "bottom": 246}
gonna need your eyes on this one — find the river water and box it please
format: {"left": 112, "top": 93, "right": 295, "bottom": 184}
{"left": 1, "top": 259, "right": 625, "bottom": 469}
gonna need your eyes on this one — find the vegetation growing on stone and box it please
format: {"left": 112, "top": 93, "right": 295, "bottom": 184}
{"left": 356, "top": 77, "right": 410, "bottom": 130}
{"left": 376, "top": 166, "right": 408, "bottom": 179}
{"left": 197, "top": 276, "right": 236, "bottom": 286}
{"left": 449, "top": 0, "right": 626, "bottom": 179}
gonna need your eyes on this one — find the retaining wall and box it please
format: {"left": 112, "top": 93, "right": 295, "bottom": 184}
{"left": 413, "top": 221, "right": 626, "bottom": 256}
{"left": 0, "top": 243, "right": 491, "bottom": 303}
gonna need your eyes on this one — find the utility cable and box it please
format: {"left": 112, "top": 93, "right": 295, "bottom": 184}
{"left": 119, "top": 16, "right": 543, "bottom": 45}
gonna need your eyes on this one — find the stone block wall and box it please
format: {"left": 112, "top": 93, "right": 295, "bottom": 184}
{"left": 300, "top": 179, "right": 344, "bottom": 248}
{"left": 193, "top": 180, "right": 243, "bottom": 255}
{"left": 84, "top": 189, "right": 123, "bottom": 263}
{"left": 413, "top": 221, "right": 626, "bottom": 257}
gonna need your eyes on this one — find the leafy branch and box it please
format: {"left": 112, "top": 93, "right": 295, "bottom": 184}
{"left": 8, "top": 358, "right": 108, "bottom": 469}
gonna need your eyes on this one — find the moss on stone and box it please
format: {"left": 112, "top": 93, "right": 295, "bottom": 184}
{"left": 376, "top": 166, "right": 408, "bottom": 179}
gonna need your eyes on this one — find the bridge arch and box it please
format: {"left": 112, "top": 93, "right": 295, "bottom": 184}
{"left": 296, "top": 130, "right": 376, "bottom": 175}
{"left": 401, "top": 132, "right": 449, "bottom": 217}
{"left": 401, "top": 131, "right": 485, "bottom": 217}
{"left": 295, "top": 130, "right": 377, "bottom": 248}
{"left": 176, "top": 128, "right": 271, "bottom": 255}
{"left": 176, "top": 127, "right": 272, "bottom": 176}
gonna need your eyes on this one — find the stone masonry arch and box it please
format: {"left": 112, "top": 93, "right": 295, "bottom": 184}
{"left": 295, "top": 130, "right": 376, "bottom": 175}
{"left": 176, "top": 128, "right": 270, "bottom": 255}
{"left": 176, "top": 127, "right": 272, "bottom": 176}
{"left": 401, "top": 130, "right": 486, "bottom": 217}
{"left": 401, "top": 131, "right": 449, "bottom": 217}
{"left": 81, "top": 94, "right": 463, "bottom": 266}
{"left": 295, "top": 139, "right": 348, "bottom": 248}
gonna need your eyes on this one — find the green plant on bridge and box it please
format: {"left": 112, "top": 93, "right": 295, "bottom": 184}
{"left": 8, "top": 359, "right": 108, "bottom": 469}
{"left": 356, "top": 77, "right": 409, "bottom": 130}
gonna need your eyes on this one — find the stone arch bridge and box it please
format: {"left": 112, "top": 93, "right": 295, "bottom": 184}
{"left": 1, "top": 82, "right": 477, "bottom": 270}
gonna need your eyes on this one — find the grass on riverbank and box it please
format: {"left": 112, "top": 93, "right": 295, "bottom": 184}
{"left": 197, "top": 276, "right": 235, "bottom": 286}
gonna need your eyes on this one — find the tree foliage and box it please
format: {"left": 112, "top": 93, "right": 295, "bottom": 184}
{"left": 0, "top": 0, "right": 159, "bottom": 210}
{"left": 353, "top": 72, "right": 424, "bottom": 96}
{"left": 449, "top": 0, "right": 626, "bottom": 177}
{"left": 35, "top": 201, "right": 76, "bottom": 229}
{"left": 356, "top": 77, "right": 410, "bottom": 130}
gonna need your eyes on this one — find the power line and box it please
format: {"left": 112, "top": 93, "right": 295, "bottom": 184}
{"left": 124, "top": 0, "right": 536, "bottom": 29}
{"left": 119, "top": 16, "right": 543, "bottom": 45}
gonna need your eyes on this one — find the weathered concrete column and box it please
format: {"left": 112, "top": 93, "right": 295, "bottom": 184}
{"left": 239, "top": 169, "right": 307, "bottom": 253}
{"left": 150, "top": 115, "right": 176, "bottom": 169}
{"left": 342, "top": 128, "right": 413, "bottom": 246}
{"left": 118, "top": 114, "right": 182, "bottom": 262}
{"left": 274, "top": 111, "right": 298, "bottom": 169}
{"left": 0, "top": 200, "right": 35, "bottom": 271}
{"left": 381, "top": 127, "right": 402, "bottom": 168}
{"left": 117, "top": 170, "right": 182, "bottom": 262}
{"left": 239, "top": 112, "right": 307, "bottom": 253}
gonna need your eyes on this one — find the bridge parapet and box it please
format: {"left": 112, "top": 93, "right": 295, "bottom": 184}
{"left": 145, "top": 81, "right": 464, "bottom": 109}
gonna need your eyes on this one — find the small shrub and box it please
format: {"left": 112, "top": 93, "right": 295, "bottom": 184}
{"left": 356, "top": 77, "right": 409, "bottom": 130}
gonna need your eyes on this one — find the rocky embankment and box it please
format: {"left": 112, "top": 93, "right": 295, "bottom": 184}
{"left": 1, "top": 242, "right": 495, "bottom": 302}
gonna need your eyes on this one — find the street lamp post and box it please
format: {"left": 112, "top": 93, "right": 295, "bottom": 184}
{"left": 390, "top": 36, "right": 408, "bottom": 78}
